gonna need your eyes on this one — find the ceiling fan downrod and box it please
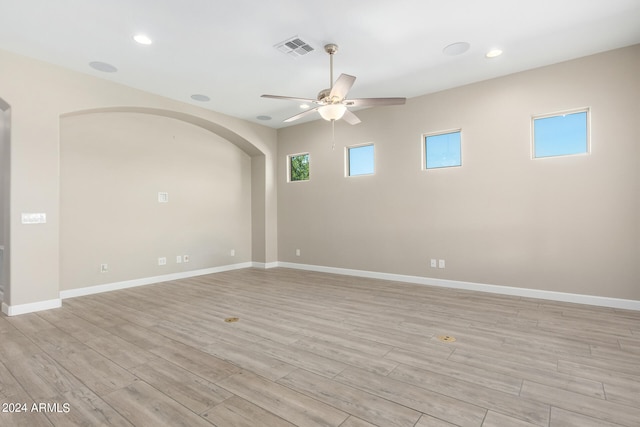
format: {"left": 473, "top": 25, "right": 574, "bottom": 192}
{"left": 325, "top": 44, "right": 338, "bottom": 92}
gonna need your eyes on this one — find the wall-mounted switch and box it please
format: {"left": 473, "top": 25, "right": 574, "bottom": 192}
{"left": 158, "top": 192, "right": 169, "bottom": 203}
{"left": 176, "top": 255, "right": 182, "bottom": 263}
{"left": 100, "top": 264, "right": 108, "bottom": 273}
{"left": 183, "top": 255, "right": 190, "bottom": 263}
{"left": 230, "top": 249, "right": 235, "bottom": 257}
{"left": 158, "top": 257, "right": 167, "bottom": 266}
{"left": 296, "top": 249, "right": 301, "bottom": 256}
{"left": 438, "top": 259, "right": 445, "bottom": 269}
{"left": 21, "top": 213, "right": 47, "bottom": 224}
{"left": 430, "top": 259, "right": 437, "bottom": 268}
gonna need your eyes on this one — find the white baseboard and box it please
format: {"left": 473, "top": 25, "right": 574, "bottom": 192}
{"left": 252, "top": 261, "right": 279, "bottom": 269}
{"left": 59, "top": 262, "right": 253, "bottom": 300}
{"left": 277, "top": 262, "right": 640, "bottom": 311}
{"left": 2, "top": 298, "right": 62, "bottom": 316}
{"left": 5, "top": 261, "right": 638, "bottom": 315}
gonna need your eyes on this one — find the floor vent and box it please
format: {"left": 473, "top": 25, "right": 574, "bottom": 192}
{"left": 275, "top": 36, "right": 314, "bottom": 57}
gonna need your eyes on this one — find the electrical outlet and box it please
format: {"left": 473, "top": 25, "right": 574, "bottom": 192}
{"left": 230, "top": 249, "right": 235, "bottom": 257}
{"left": 430, "top": 259, "right": 437, "bottom": 268}
{"left": 438, "top": 259, "right": 445, "bottom": 269}
{"left": 100, "top": 263, "right": 108, "bottom": 273}
{"left": 296, "top": 249, "right": 301, "bottom": 256}
{"left": 183, "top": 255, "right": 190, "bottom": 263}
{"left": 176, "top": 255, "right": 182, "bottom": 263}
{"left": 158, "top": 257, "right": 167, "bottom": 266}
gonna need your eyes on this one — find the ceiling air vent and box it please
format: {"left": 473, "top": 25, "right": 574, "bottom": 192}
{"left": 275, "top": 36, "right": 314, "bottom": 57}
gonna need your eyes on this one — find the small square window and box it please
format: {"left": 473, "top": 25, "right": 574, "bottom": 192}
{"left": 347, "top": 144, "right": 374, "bottom": 176}
{"left": 288, "top": 153, "right": 309, "bottom": 182}
{"left": 424, "top": 130, "right": 461, "bottom": 169}
{"left": 533, "top": 109, "right": 589, "bottom": 158}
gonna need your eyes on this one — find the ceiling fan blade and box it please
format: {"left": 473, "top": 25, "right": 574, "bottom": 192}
{"left": 345, "top": 97, "right": 406, "bottom": 107}
{"left": 261, "top": 94, "right": 316, "bottom": 103}
{"left": 283, "top": 107, "right": 320, "bottom": 123}
{"left": 342, "top": 109, "right": 361, "bottom": 125}
{"left": 329, "top": 74, "right": 356, "bottom": 100}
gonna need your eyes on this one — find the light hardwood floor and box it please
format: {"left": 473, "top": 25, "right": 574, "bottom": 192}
{"left": 1, "top": 268, "right": 639, "bottom": 426}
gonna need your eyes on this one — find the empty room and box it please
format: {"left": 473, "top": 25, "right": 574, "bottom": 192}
{"left": 0, "top": 1, "right": 639, "bottom": 426}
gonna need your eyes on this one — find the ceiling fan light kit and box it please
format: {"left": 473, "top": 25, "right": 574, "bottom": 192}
{"left": 262, "top": 43, "right": 406, "bottom": 125}
{"left": 318, "top": 104, "right": 347, "bottom": 121}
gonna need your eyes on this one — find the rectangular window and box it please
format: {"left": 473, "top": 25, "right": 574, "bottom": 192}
{"left": 424, "top": 130, "right": 461, "bottom": 169}
{"left": 533, "top": 109, "right": 589, "bottom": 158}
{"left": 347, "top": 143, "right": 374, "bottom": 176}
{"left": 288, "top": 153, "right": 309, "bottom": 182}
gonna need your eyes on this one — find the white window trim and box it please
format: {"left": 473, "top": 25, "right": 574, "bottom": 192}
{"left": 531, "top": 107, "right": 590, "bottom": 160}
{"left": 287, "top": 152, "right": 310, "bottom": 183}
{"left": 345, "top": 142, "right": 375, "bottom": 177}
{"left": 421, "top": 128, "right": 462, "bottom": 170}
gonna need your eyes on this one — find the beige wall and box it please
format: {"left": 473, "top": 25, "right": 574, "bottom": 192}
{"left": 60, "top": 112, "right": 252, "bottom": 290}
{"left": 0, "top": 49, "right": 278, "bottom": 310}
{"left": 0, "top": 102, "right": 9, "bottom": 296}
{"left": 277, "top": 45, "right": 640, "bottom": 300}
{"left": 0, "top": 104, "right": 7, "bottom": 248}
{"left": 0, "top": 44, "right": 638, "bottom": 311}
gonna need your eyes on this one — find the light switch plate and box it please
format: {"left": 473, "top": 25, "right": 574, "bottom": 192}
{"left": 21, "top": 213, "right": 47, "bottom": 224}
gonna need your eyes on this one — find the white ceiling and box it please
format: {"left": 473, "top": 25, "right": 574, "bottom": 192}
{"left": 1, "top": 0, "right": 639, "bottom": 128}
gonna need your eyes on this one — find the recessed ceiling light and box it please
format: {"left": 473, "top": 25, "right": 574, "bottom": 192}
{"left": 89, "top": 61, "right": 117, "bottom": 73}
{"left": 190, "top": 94, "right": 210, "bottom": 102}
{"left": 134, "top": 34, "right": 153, "bottom": 45}
{"left": 443, "top": 42, "right": 471, "bottom": 56}
{"left": 256, "top": 115, "right": 272, "bottom": 121}
{"left": 485, "top": 49, "right": 503, "bottom": 58}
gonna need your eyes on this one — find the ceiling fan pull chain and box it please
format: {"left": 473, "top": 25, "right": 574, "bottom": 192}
{"left": 331, "top": 119, "right": 336, "bottom": 150}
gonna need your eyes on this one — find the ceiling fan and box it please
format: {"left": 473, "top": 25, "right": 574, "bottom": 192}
{"left": 262, "top": 43, "right": 406, "bottom": 125}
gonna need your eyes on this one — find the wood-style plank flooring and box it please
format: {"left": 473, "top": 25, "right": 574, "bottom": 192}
{"left": 1, "top": 268, "right": 639, "bottom": 426}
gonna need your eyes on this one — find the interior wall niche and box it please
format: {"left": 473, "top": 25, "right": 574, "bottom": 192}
{"left": 60, "top": 111, "right": 253, "bottom": 291}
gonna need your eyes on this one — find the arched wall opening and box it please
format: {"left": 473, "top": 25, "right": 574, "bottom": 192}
{"left": 59, "top": 107, "right": 269, "bottom": 292}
